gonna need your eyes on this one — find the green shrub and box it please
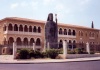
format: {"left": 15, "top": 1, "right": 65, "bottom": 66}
{"left": 90, "top": 51, "right": 94, "bottom": 54}
{"left": 68, "top": 50, "right": 75, "bottom": 54}
{"left": 29, "top": 50, "right": 35, "bottom": 58}
{"left": 74, "top": 48, "right": 83, "bottom": 54}
{"left": 46, "top": 49, "right": 58, "bottom": 59}
{"left": 19, "top": 49, "right": 29, "bottom": 59}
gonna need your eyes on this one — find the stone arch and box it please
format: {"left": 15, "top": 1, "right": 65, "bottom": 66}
{"left": 59, "top": 28, "right": 63, "bottom": 34}
{"left": 8, "top": 37, "right": 14, "bottom": 46}
{"left": 29, "top": 38, "right": 35, "bottom": 46}
{"left": 29, "top": 26, "right": 32, "bottom": 32}
{"left": 16, "top": 37, "right": 22, "bottom": 46}
{"left": 23, "top": 38, "right": 28, "bottom": 46}
{"left": 81, "top": 31, "right": 83, "bottom": 36}
{"left": 64, "top": 29, "right": 67, "bottom": 35}
{"left": 73, "top": 40, "right": 76, "bottom": 48}
{"left": 79, "top": 31, "right": 81, "bottom": 36}
{"left": 68, "top": 29, "right": 71, "bottom": 35}
{"left": 73, "top": 30, "right": 76, "bottom": 36}
{"left": 24, "top": 25, "right": 28, "bottom": 32}
{"left": 33, "top": 26, "right": 37, "bottom": 32}
{"left": 8, "top": 24, "right": 13, "bottom": 31}
{"left": 58, "top": 40, "right": 63, "bottom": 48}
{"left": 37, "top": 27, "right": 41, "bottom": 33}
{"left": 36, "top": 38, "right": 41, "bottom": 46}
{"left": 19, "top": 25, "right": 23, "bottom": 31}
{"left": 68, "top": 40, "right": 72, "bottom": 49}
{"left": 14, "top": 24, "right": 18, "bottom": 31}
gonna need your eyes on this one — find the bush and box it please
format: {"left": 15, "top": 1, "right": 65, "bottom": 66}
{"left": 68, "top": 50, "right": 75, "bottom": 54}
{"left": 90, "top": 51, "right": 94, "bottom": 54}
{"left": 19, "top": 49, "right": 29, "bottom": 59}
{"left": 46, "top": 49, "right": 59, "bottom": 59}
{"left": 74, "top": 48, "right": 83, "bottom": 54}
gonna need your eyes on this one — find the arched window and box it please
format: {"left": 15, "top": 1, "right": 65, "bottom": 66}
{"left": 73, "top": 30, "right": 76, "bottom": 36}
{"left": 8, "top": 24, "right": 13, "bottom": 31}
{"left": 29, "top": 26, "right": 32, "bottom": 32}
{"left": 23, "top": 38, "right": 28, "bottom": 46}
{"left": 24, "top": 25, "right": 28, "bottom": 32}
{"left": 73, "top": 40, "right": 76, "bottom": 48}
{"left": 33, "top": 26, "right": 37, "bottom": 32}
{"left": 14, "top": 24, "right": 18, "bottom": 31}
{"left": 64, "top": 29, "right": 67, "bottom": 35}
{"left": 68, "top": 29, "right": 71, "bottom": 35}
{"left": 58, "top": 40, "right": 63, "bottom": 48}
{"left": 16, "top": 37, "right": 22, "bottom": 46}
{"left": 19, "top": 25, "right": 23, "bottom": 31}
{"left": 36, "top": 38, "right": 41, "bottom": 46}
{"left": 30, "top": 38, "right": 35, "bottom": 46}
{"left": 38, "top": 27, "right": 41, "bottom": 33}
{"left": 8, "top": 37, "right": 14, "bottom": 46}
{"left": 92, "top": 33, "right": 94, "bottom": 37}
{"left": 89, "top": 32, "right": 91, "bottom": 37}
{"left": 81, "top": 31, "right": 83, "bottom": 36}
{"left": 59, "top": 28, "right": 62, "bottom": 34}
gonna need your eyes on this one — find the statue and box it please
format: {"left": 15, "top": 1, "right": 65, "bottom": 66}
{"left": 45, "top": 13, "right": 58, "bottom": 48}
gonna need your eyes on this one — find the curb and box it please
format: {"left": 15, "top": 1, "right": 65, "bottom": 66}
{"left": 0, "top": 58, "right": 100, "bottom": 64}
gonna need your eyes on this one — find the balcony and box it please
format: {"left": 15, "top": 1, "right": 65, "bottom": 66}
{"left": 58, "top": 34, "right": 76, "bottom": 38}
{"left": 89, "top": 37, "right": 95, "bottom": 39}
{"left": 4, "top": 31, "right": 41, "bottom": 36}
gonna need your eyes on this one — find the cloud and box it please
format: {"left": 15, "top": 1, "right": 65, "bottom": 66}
{"left": 43, "top": 0, "right": 55, "bottom": 5}
{"left": 10, "top": 1, "right": 38, "bottom": 10}
{"left": 10, "top": 3, "right": 19, "bottom": 9}
{"left": 78, "top": 0, "right": 91, "bottom": 5}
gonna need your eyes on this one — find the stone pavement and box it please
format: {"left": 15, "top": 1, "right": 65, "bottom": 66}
{"left": 0, "top": 55, "right": 100, "bottom": 64}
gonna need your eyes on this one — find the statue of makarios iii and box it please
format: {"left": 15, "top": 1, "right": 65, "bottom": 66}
{"left": 45, "top": 13, "right": 58, "bottom": 49}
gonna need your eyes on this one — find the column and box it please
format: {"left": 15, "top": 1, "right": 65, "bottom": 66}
{"left": 47, "top": 42, "right": 50, "bottom": 50}
{"left": 86, "top": 42, "right": 90, "bottom": 54}
{"left": 13, "top": 42, "right": 17, "bottom": 59}
{"left": 63, "top": 41, "right": 67, "bottom": 59}
{"left": 33, "top": 43, "right": 35, "bottom": 51}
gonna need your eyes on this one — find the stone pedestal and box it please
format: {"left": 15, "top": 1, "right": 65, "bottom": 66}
{"left": 33, "top": 43, "right": 35, "bottom": 51}
{"left": 86, "top": 42, "right": 90, "bottom": 54}
{"left": 63, "top": 41, "right": 67, "bottom": 59}
{"left": 47, "top": 42, "right": 50, "bottom": 50}
{"left": 13, "top": 42, "right": 17, "bottom": 59}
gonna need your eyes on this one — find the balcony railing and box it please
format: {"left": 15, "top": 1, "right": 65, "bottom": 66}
{"left": 4, "top": 31, "right": 41, "bottom": 36}
{"left": 58, "top": 34, "right": 76, "bottom": 38}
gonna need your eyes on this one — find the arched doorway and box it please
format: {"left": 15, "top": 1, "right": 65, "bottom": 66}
{"left": 8, "top": 37, "right": 14, "bottom": 47}
{"left": 59, "top": 40, "right": 63, "bottom": 49}
{"left": 23, "top": 38, "right": 28, "bottom": 46}
{"left": 29, "top": 38, "right": 35, "bottom": 46}
{"left": 36, "top": 38, "right": 41, "bottom": 46}
{"left": 16, "top": 37, "right": 22, "bottom": 46}
{"left": 19, "top": 25, "right": 23, "bottom": 31}
{"left": 14, "top": 24, "right": 18, "bottom": 31}
{"left": 8, "top": 24, "right": 13, "bottom": 31}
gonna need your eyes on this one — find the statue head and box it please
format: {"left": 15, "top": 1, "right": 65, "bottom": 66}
{"left": 47, "top": 13, "right": 53, "bottom": 21}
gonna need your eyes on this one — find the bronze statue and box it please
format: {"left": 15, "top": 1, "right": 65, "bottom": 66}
{"left": 45, "top": 13, "right": 58, "bottom": 48}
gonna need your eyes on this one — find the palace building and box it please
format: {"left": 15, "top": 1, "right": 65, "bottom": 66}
{"left": 0, "top": 17, "right": 100, "bottom": 54}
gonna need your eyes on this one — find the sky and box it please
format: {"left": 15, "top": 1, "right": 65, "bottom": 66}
{"left": 0, "top": 0, "right": 100, "bottom": 29}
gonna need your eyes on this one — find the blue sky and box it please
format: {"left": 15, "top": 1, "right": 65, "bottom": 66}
{"left": 0, "top": 0, "right": 100, "bottom": 29}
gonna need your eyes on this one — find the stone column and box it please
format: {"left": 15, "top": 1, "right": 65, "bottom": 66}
{"left": 63, "top": 41, "right": 67, "bottom": 59}
{"left": 86, "top": 42, "right": 90, "bottom": 54}
{"left": 43, "top": 41, "right": 46, "bottom": 52}
{"left": 13, "top": 42, "right": 17, "bottom": 59}
{"left": 47, "top": 42, "right": 50, "bottom": 50}
{"left": 33, "top": 43, "right": 35, "bottom": 51}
